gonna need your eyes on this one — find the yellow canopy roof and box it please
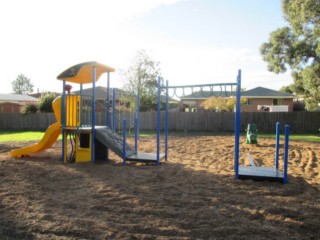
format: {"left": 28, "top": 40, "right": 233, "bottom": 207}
{"left": 57, "top": 61, "right": 115, "bottom": 84}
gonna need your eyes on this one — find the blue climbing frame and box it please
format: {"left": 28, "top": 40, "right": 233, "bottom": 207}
{"left": 160, "top": 75, "right": 238, "bottom": 165}
{"left": 160, "top": 69, "right": 289, "bottom": 183}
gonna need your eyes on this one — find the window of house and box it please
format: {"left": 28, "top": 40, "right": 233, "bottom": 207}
{"left": 246, "top": 98, "right": 253, "bottom": 105}
{"left": 272, "top": 99, "right": 283, "bottom": 105}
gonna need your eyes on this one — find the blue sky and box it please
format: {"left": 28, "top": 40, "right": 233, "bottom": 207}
{"left": 0, "top": 0, "right": 292, "bottom": 94}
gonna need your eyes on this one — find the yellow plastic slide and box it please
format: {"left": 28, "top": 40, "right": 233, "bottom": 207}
{"left": 10, "top": 96, "right": 62, "bottom": 158}
{"left": 10, "top": 122, "right": 61, "bottom": 158}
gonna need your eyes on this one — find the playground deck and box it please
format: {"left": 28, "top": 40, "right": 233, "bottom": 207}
{"left": 238, "top": 166, "right": 284, "bottom": 182}
{"left": 126, "top": 152, "right": 166, "bottom": 163}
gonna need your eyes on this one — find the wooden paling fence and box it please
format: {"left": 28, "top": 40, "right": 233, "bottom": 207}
{"left": 0, "top": 112, "right": 319, "bottom": 133}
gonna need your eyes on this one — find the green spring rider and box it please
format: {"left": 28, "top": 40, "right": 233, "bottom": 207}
{"left": 246, "top": 123, "right": 258, "bottom": 144}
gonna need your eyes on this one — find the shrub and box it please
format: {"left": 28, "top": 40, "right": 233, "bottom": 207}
{"left": 22, "top": 103, "right": 38, "bottom": 114}
{"left": 39, "top": 92, "right": 56, "bottom": 112}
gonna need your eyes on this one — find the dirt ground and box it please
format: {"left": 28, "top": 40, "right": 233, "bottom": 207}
{"left": 0, "top": 133, "right": 320, "bottom": 240}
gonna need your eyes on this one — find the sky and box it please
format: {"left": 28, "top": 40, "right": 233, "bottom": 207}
{"left": 0, "top": 0, "right": 292, "bottom": 94}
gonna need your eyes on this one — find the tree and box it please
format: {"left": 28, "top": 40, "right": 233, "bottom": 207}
{"left": 260, "top": 0, "right": 320, "bottom": 110}
{"left": 39, "top": 92, "right": 56, "bottom": 112}
{"left": 279, "top": 85, "right": 293, "bottom": 94}
{"left": 201, "top": 97, "right": 247, "bottom": 112}
{"left": 12, "top": 74, "right": 34, "bottom": 94}
{"left": 121, "top": 50, "right": 162, "bottom": 111}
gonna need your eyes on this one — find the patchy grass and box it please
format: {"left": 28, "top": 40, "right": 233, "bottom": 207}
{"left": 258, "top": 133, "right": 320, "bottom": 143}
{"left": 0, "top": 131, "right": 62, "bottom": 142}
{"left": 0, "top": 130, "right": 319, "bottom": 143}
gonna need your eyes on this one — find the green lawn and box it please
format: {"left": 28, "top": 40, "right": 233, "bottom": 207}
{"left": 0, "top": 131, "right": 62, "bottom": 142}
{"left": 0, "top": 131, "right": 319, "bottom": 143}
{"left": 258, "top": 133, "right": 320, "bottom": 143}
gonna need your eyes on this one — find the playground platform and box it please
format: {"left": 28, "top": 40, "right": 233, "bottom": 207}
{"left": 126, "top": 153, "right": 166, "bottom": 163}
{"left": 238, "top": 166, "right": 284, "bottom": 182}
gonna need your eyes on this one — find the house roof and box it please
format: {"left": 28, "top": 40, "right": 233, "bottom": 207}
{"left": 160, "top": 95, "right": 180, "bottom": 103}
{"left": 72, "top": 86, "right": 180, "bottom": 103}
{"left": 28, "top": 92, "right": 60, "bottom": 99}
{"left": 180, "top": 87, "right": 294, "bottom": 100}
{"left": 0, "top": 94, "right": 38, "bottom": 102}
{"left": 180, "top": 91, "right": 236, "bottom": 99}
{"left": 242, "top": 87, "right": 294, "bottom": 98}
{"left": 72, "top": 86, "right": 127, "bottom": 100}
{"left": 0, "top": 101, "right": 24, "bottom": 106}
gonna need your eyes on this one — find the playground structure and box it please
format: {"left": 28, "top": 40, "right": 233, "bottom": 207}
{"left": 56, "top": 61, "right": 168, "bottom": 164}
{"left": 10, "top": 63, "right": 290, "bottom": 183}
{"left": 164, "top": 70, "right": 290, "bottom": 184}
{"left": 11, "top": 61, "right": 167, "bottom": 164}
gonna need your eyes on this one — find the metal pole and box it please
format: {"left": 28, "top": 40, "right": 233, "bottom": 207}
{"left": 91, "top": 66, "right": 96, "bottom": 163}
{"left": 137, "top": 90, "right": 140, "bottom": 142}
{"left": 106, "top": 72, "right": 110, "bottom": 127}
{"left": 283, "top": 125, "right": 290, "bottom": 184}
{"left": 80, "top": 84, "right": 83, "bottom": 126}
{"left": 275, "top": 122, "right": 280, "bottom": 169}
{"left": 112, "top": 88, "right": 116, "bottom": 132}
{"left": 61, "top": 80, "right": 66, "bottom": 162}
{"left": 122, "top": 119, "right": 127, "bottom": 165}
{"left": 134, "top": 116, "right": 138, "bottom": 153}
{"left": 165, "top": 80, "right": 169, "bottom": 161}
{"left": 234, "top": 69, "right": 241, "bottom": 179}
{"left": 156, "top": 76, "right": 161, "bottom": 165}
{"left": 134, "top": 90, "right": 140, "bottom": 153}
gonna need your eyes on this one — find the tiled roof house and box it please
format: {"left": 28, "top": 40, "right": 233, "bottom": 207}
{"left": 0, "top": 94, "right": 38, "bottom": 113}
{"left": 179, "top": 86, "right": 294, "bottom": 112}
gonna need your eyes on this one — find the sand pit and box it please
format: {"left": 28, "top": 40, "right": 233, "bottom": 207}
{"left": 0, "top": 133, "right": 320, "bottom": 239}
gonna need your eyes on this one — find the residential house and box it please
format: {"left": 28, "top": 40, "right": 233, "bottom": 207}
{"left": 28, "top": 92, "right": 60, "bottom": 99}
{"left": 73, "top": 86, "right": 179, "bottom": 112}
{"left": 242, "top": 87, "right": 294, "bottom": 112}
{"left": 72, "top": 86, "right": 129, "bottom": 112}
{"left": 0, "top": 94, "right": 38, "bottom": 113}
{"left": 179, "top": 91, "right": 236, "bottom": 112}
{"left": 179, "top": 86, "right": 294, "bottom": 112}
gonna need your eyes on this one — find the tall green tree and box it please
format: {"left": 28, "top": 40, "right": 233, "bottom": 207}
{"left": 260, "top": 0, "right": 320, "bottom": 110}
{"left": 12, "top": 74, "right": 34, "bottom": 94}
{"left": 121, "top": 50, "right": 162, "bottom": 111}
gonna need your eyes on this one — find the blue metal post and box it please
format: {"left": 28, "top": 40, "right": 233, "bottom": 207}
{"left": 62, "top": 81, "right": 66, "bottom": 127}
{"left": 112, "top": 88, "right": 116, "bottom": 132}
{"left": 106, "top": 72, "right": 110, "bottom": 127}
{"left": 122, "top": 119, "right": 127, "bottom": 165}
{"left": 134, "top": 116, "right": 138, "bottom": 153}
{"left": 134, "top": 90, "right": 140, "bottom": 154}
{"left": 80, "top": 84, "right": 83, "bottom": 126}
{"left": 61, "top": 80, "right": 66, "bottom": 162}
{"left": 275, "top": 122, "right": 280, "bottom": 169}
{"left": 137, "top": 90, "right": 140, "bottom": 142}
{"left": 165, "top": 80, "right": 169, "bottom": 161}
{"left": 234, "top": 69, "right": 241, "bottom": 179}
{"left": 156, "top": 76, "right": 161, "bottom": 165}
{"left": 283, "top": 125, "right": 290, "bottom": 184}
{"left": 91, "top": 66, "right": 96, "bottom": 163}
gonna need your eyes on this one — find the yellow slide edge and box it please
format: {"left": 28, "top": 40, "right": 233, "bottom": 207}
{"left": 10, "top": 122, "right": 61, "bottom": 158}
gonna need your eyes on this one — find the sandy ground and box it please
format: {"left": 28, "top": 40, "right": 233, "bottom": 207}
{"left": 0, "top": 133, "right": 320, "bottom": 240}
